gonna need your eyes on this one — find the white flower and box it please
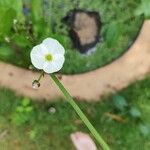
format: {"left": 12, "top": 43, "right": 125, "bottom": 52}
{"left": 30, "top": 38, "right": 65, "bottom": 73}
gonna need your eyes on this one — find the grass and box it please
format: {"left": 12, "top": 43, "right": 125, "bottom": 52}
{"left": 0, "top": 0, "right": 143, "bottom": 74}
{"left": 1, "top": 76, "right": 150, "bottom": 149}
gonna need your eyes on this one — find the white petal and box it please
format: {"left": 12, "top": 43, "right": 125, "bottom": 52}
{"left": 40, "top": 43, "right": 49, "bottom": 55}
{"left": 31, "top": 44, "right": 48, "bottom": 56}
{"left": 30, "top": 45, "right": 45, "bottom": 69}
{"left": 53, "top": 54, "right": 65, "bottom": 67}
{"left": 43, "top": 62, "right": 57, "bottom": 73}
{"left": 43, "top": 62, "right": 62, "bottom": 73}
{"left": 42, "top": 38, "right": 65, "bottom": 55}
{"left": 43, "top": 55, "right": 64, "bottom": 73}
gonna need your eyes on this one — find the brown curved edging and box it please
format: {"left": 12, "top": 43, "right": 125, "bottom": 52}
{"left": 0, "top": 20, "right": 150, "bottom": 101}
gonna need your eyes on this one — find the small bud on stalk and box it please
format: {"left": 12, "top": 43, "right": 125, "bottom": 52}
{"left": 32, "top": 80, "right": 40, "bottom": 89}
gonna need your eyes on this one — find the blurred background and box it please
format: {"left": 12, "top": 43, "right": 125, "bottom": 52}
{"left": 0, "top": 0, "right": 150, "bottom": 149}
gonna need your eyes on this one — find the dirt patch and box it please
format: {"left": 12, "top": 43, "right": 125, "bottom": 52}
{"left": 0, "top": 20, "right": 150, "bottom": 101}
{"left": 63, "top": 9, "right": 101, "bottom": 53}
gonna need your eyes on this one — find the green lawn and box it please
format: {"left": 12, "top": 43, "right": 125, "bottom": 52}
{"left": 1, "top": 76, "right": 150, "bottom": 149}
{"left": 0, "top": 0, "right": 144, "bottom": 74}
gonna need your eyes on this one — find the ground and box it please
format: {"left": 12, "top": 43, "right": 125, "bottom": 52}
{"left": 0, "top": 75, "right": 150, "bottom": 149}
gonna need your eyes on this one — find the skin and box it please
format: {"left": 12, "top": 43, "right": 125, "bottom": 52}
{"left": 70, "top": 132, "right": 97, "bottom": 150}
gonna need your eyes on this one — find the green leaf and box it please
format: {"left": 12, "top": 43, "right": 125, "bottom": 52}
{"left": 0, "top": 45, "right": 13, "bottom": 57}
{"left": 16, "top": 106, "right": 24, "bottom": 113}
{"left": 105, "top": 22, "right": 122, "bottom": 48}
{"left": 135, "top": 0, "right": 150, "bottom": 18}
{"left": 129, "top": 106, "right": 141, "bottom": 118}
{"left": 32, "top": 19, "right": 51, "bottom": 39}
{"left": 12, "top": 34, "right": 31, "bottom": 48}
{"left": 11, "top": 113, "right": 29, "bottom": 125}
{"left": 25, "top": 106, "right": 33, "bottom": 112}
{"left": 29, "top": 129, "right": 37, "bottom": 140}
{"left": 0, "top": 8, "right": 16, "bottom": 37}
{"left": 112, "top": 95, "right": 128, "bottom": 111}
{"left": 0, "top": 0, "right": 24, "bottom": 20}
{"left": 31, "top": 0, "right": 43, "bottom": 22}
{"left": 22, "top": 98, "right": 30, "bottom": 107}
{"left": 12, "top": 0, "right": 24, "bottom": 21}
{"left": 139, "top": 124, "right": 149, "bottom": 137}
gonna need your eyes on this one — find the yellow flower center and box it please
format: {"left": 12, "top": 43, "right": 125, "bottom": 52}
{"left": 45, "top": 54, "right": 53, "bottom": 61}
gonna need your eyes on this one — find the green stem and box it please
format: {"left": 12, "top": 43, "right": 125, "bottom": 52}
{"left": 50, "top": 74, "right": 111, "bottom": 150}
{"left": 37, "top": 71, "right": 44, "bottom": 82}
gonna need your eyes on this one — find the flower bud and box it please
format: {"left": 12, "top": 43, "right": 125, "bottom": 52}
{"left": 48, "top": 107, "right": 56, "bottom": 114}
{"left": 32, "top": 80, "right": 40, "bottom": 89}
{"left": 29, "top": 65, "right": 34, "bottom": 70}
